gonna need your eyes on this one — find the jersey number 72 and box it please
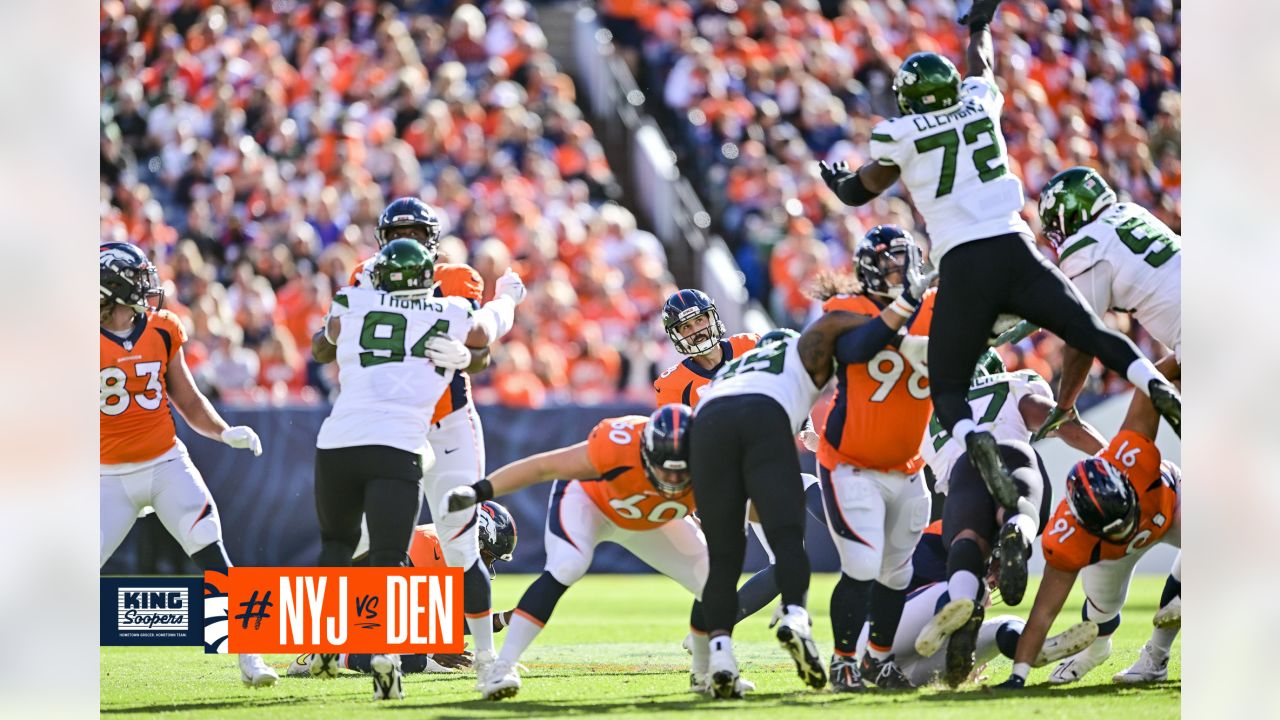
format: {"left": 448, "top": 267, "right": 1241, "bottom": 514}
{"left": 914, "top": 117, "right": 1008, "bottom": 198}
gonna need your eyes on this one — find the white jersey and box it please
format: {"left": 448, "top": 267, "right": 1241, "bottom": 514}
{"left": 697, "top": 337, "right": 827, "bottom": 434}
{"left": 316, "top": 287, "right": 476, "bottom": 454}
{"left": 870, "top": 76, "right": 1031, "bottom": 260}
{"left": 921, "top": 370, "right": 1052, "bottom": 493}
{"left": 1055, "top": 202, "right": 1181, "bottom": 354}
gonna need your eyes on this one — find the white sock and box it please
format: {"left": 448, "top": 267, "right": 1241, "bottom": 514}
{"left": 691, "top": 632, "right": 711, "bottom": 675}
{"left": 952, "top": 419, "right": 977, "bottom": 444}
{"left": 867, "top": 643, "right": 893, "bottom": 661}
{"left": 948, "top": 570, "right": 981, "bottom": 602}
{"left": 498, "top": 614, "right": 542, "bottom": 665}
{"left": 1012, "top": 512, "right": 1038, "bottom": 543}
{"left": 467, "top": 613, "right": 496, "bottom": 656}
{"left": 710, "top": 635, "right": 733, "bottom": 654}
{"left": 1125, "top": 358, "right": 1163, "bottom": 393}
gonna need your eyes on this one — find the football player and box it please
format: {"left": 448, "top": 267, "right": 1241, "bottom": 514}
{"left": 99, "top": 242, "right": 277, "bottom": 688}
{"left": 994, "top": 371, "right": 1181, "bottom": 689}
{"left": 914, "top": 351, "right": 1106, "bottom": 685}
{"left": 859, "top": 521, "right": 1099, "bottom": 687}
{"left": 289, "top": 502, "right": 518, "bottom": 692}
{"left": 312, "top": 197, "right": 519, "bottom": 682}
{"left": 809, "top": 225, "right": 938, "bottom": 691}
{"left": 818, "top": 0, "right": 1180, "bottom": 526}
{"left": 689, "top": 307, "right": 893, "bottom": 698}
{"left": 444, "top": 405, "right": 729, "bottom": 699}
{"left": 1034, "top": 167, "right": 1182, "bottom": 436}
{"left": 310, "top": 239, "right": 524, "bottom": 699}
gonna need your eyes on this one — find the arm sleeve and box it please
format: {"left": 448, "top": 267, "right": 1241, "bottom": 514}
{"left": 868, "top": 122, "right": 899, "bottom": 166}
{"left": 471, "top": 295, "right": 516, "bottom": 342}
{"left": 1069, "top": 261, "right": 1115, "bottom": 315}
{"left": 834, "top": 316, "right": 898, "bottom": 364}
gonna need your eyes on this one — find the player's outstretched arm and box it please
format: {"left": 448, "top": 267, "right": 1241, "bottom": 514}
{"left": 1007, "top": 564, "right": 1078, "bottom": 682}
{"left": 964, "top": 14, "right": 996, "bottom": 82}
{"left": 1020, "top": 394, "right": 1106, "bottom": 455}
{"left": 798, "top": 310, "right": 874, "bottom": 386}
{"left": 447, "top": 441, "right": 596, "bottom": 513}
{"left": 1119, "top": 353, "right": 1178, "bottom": 439}
{"left": 818, "top": 160, "right": 900, "bottom": 207}
{"left": 165, "top": 348, "right": 262, "bottom": 455}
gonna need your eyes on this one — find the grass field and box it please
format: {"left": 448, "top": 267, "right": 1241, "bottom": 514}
{"left": 101, "top": 573, "right": 1179, "bottom": 719}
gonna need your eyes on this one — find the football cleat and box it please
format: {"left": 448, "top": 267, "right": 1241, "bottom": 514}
{"left": 771, "top": 605, "right": 827, "bottom": 690}
{"left": 370, "top": 654, "right": 404, "bottom": 700}
{"left": 1153, "top": 596, "right": 1181, "bottom": 629}
{"left": 829, "top": 653, "right": 866, "bottom": 693}
{"left": 708, "top": 644, "right": 745, "bottom": 700}
{"left": 309, "top": 653, "right": 340, "bottom": 679}
{"left": 944, "top": 603, "right": 984, "bottom": 688}
{"left": 916, "top": 598, "right": 978, "bottom": 658}
{"left": 996, "top": 519, "right": 1031, "bottom": 606}
{"left": 478, "top": 657, "right": 522, "bottom": 701}
{"left": 691, "top": 671, "right": 755, "bottom": 698}
{"left": 1148, "top": 380, "right": 1181, "bottom": 437}
{"left": 682, "top": 632, "right": 694, "bottom": 655}
{"left": 1113, "top": 643, "right": 1170, "bottom": 684}
{"left": 239, "top": 654, "right": 279, "bottom": 688}
{"left": 473, "top": 649, "right": 496, "bottom": 691}
{"left": 965, "top": 432, "right": 1020, "bottom": 512}
{"left": 860, "top": 653, "right": 914, "bottom": 690}
{"left": 1035, "top": 621, "right": 1099, "bottom": 667}
{"left": 286, "top": 653, "right": 313, "bottom": 678}
{"left": 1048, "top": 637, "right": 1112, "bottom": 684}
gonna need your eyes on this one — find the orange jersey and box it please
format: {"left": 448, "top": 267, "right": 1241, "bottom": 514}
{"left": 349, "top": 259, "right": 484, "bottom": 424}
{"left": 580, "top": 415, "right": 697, "bottom": 531}
{"left": 817, "top": 290, "right": 936, "bottom": 474}
{"left": 1042, "top": 431, "right": 1180, "bottom": 573}
{"left": 653, "top": 333, "right": 760, "bottom": 407}
{"left": 100, "top": 309, "right": 186, "bottom": 464}
{"left": 407, "top": 524, "right": 448, "bottom": 569}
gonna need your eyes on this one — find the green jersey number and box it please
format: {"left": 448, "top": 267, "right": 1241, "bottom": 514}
{"left": 716, "top": 343, "right": 786, "bottom": 381}
{"left": 914, "top": 117, "right": 1009, "bottom": 198}
{"left": 1110, "top": 215, "right": 1180, "bottom": 268}
{"left": 927, "top": 380, "right": 1012, "bottom": 450}
{"left": 358, "top": 310, "right": 451, "bottom": 374}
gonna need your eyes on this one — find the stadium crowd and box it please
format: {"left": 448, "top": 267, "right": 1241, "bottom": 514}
{"left": 100, "top": 0, "right": 680, "bottom": 407}
{"left": 631, "top": 0, "right": 1180, "bottom": 407}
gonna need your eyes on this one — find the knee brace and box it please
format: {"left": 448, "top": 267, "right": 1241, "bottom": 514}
{"left": 1082, "top": 600, "right": 1121, "bottom": 636}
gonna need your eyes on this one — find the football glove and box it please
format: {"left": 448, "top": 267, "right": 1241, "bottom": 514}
{"left": 887, "top": 265, "right": 937, "bottom": 319}
{"left": 798, "top": 428, "right": 820, "bottom": 453}
{"left": 494, "top": 268, "right": 527, "bottom": 305}
{"left": 817, "top": 160, "right": 854, "bottom": 193}
{"left": 221, "top": 426, "right": 262, "bottom": 457}
{"left": 957, "top": 0, "right": 1001, "bottom": 27}
{"left": 899, "top": 334, "right": 929, "bottom": 378}
{"left": 1030, "top": 406, "right": 1077, "bottom": 443}
{"left": 445, "top": 485, "right": 479, "bottom": 513}
{"left": 423, "top": 334, "right": 472, "bottom": 370}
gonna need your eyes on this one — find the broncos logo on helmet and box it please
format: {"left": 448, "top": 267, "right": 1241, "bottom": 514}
{"left": 641, "top": 404, "right": 694, "bottom": 498}
{"left": 662, "top": 289, "right": 727, "bottom": 356}
{"left": 100, "top": 242, "right": 163, "bottom": 317}
{"left": 1065, "top": 458, "right": 1140, "bottom": 543}
{"left": 477, "top": 501, "right": 517, "bottom": 578}
{"left": 376, "top": 197, "right": 443, "bottom": 251}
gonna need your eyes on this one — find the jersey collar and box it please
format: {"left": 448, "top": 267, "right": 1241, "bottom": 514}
{"left": 100, "top": 312, "right": 149, "bottom": 351}
{"left": 682, "top": 339, "right": 735, "bottom": 379}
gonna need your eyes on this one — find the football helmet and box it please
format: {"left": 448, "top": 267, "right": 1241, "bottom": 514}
{"left": 662, "top": 289, "right": 727, "bottom": 356}
{"left": 972, "top": 349, "right": 1006, "bottom": 380}
{"left": 641, "top": 404, "right": 694, "bottom": 498}
{"left": 893, "top": 52, "right": 962, "bottom": 115}
{"left": 1064, "top": 458, "right": 1140, "bottom": 543}
{"left": 376, "top": 197, "right": 442, "bottom": 250}
{"left": 100, "top": 242, "right": 163, "bottom": 314}
{"left": 1038, "top": 167, "right": 1117, "bottom": 249}
{"left": 372, "top": 239, "right": 436, "bottom": 294}
{"left": 758, "top": 328, "right": 800, "bottom": 348}
{"left": 477, "top": 501, "right": 517, "bottom": 578}
{"left": 855, "top": 225, "right": 922, "bottom": 300}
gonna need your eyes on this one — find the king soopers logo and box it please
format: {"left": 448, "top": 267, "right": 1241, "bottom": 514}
{"left": 117, "top": 587, "right": 189, "bottom": 637}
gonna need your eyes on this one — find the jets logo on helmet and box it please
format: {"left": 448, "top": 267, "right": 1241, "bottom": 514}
{"left": 662, "top": 289, "right": 727, "bottom": 356}
{"left": 373, "top": 239, "right": 437, "bottom": 294}
{"left": 1038, "top": 167, "right": 1118, "bottom": 248}
{"left": 893, "top": 52, "right": 961, "bottom": 114}
{"left": 641, "top": 404, "right": 694, "bottom": 498}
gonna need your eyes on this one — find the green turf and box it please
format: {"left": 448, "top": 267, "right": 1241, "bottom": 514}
{"left": 101, "top": 573, "right": 1179, "bottom": 718}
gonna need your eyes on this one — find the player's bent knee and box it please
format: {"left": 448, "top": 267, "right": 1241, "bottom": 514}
{"left": 546, "top": 558, "right": 590, "bottom": 587}
{"left": 839, "top": 543, "right": 884, "bottom": 582}
{"left": 879, "top": 560, "right": 913, "bottom": 591}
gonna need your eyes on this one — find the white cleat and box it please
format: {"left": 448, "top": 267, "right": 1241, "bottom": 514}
{"left": 371, "top": 654, "right": 405, "bottom": 700}
{"left": 770, "top": 604, "right": 826, "bottom": 690}
{"left": 1035, "top": 621, "right": 1099, "bottom": 667}
{"left": 915, "top": 598, "right": 976, "bottom": 658}
{"left": 682, "top": 632, "right": 694, "bottom": 655}
{"left": 286, "top": 653, "right": 312, "bottom": 678}
{"left": 707, "top": 644, "right": 747, "bottom": 699}
{"left": 1113, "top": 643, "right": 1170, "bottom": 684}
{"left": 691, "top": 671, "right": 755, "bottom": 697}
{"left": 473, "top": 649, "right": 496, "bottom": 691}
{"left": 1048, "top": 637, "right": 1112, "bottom": 684}
{"left": 239, "top": 654, "right": 279, "bottom": 688}
{"left": 478, "top": 657, "right": 522, "bottom": 701}
{"left": 1153, "top": 597, "right": 1181, "bottom": 630}
{"left": 308, "top": 653, "right": 340, "bottom": 679}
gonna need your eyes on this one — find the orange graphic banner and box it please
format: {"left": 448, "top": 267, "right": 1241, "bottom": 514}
{"left": 205, "top": 567, "right": 464, "bottom": 654}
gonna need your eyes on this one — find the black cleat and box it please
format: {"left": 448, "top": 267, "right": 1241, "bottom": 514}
{"left": 944, "top": 603, "right": 984, "bottom": 688}
{"left": 1148, "top": 379, "right": 1181, "bottom": 437}
{"left": 829, "top": 654, "right": 866, "bottom": 693}
{"left": 996, "top": 520, "right": 1030, "bottom": 606}
{"left": 859, "top": 653, "right": 915, "bottom": 690}
{"left": 966, "top": 431, "right": 1019, "bottom": 512}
